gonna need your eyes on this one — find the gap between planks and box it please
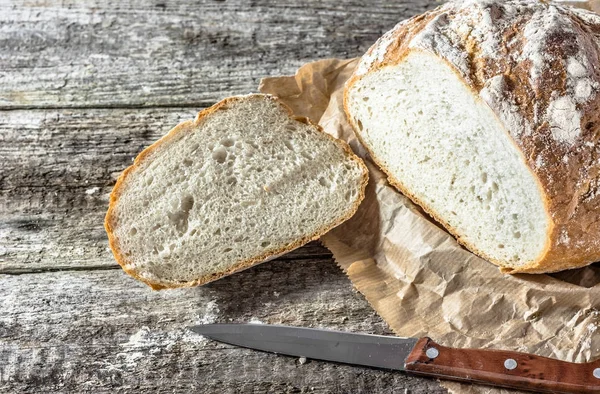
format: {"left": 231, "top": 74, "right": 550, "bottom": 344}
{"left": 0, "top": 101, "right": 220, "bottom": 111}
{"left": 0, "top": 254, "right": 334, "bottom": 276}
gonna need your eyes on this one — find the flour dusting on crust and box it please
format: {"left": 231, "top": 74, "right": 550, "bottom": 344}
{"left": 383, "top": 0, "right": 600, "bottom": 146}
{"left": 356, "top": 20, "right": 409, "bottom": 76}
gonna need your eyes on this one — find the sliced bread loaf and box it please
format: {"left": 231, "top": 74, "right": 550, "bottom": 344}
{"left": 105, "top": 94, "right": 368, "bottom": 289}
{"left": 345, "top": 0, "right": 600, "bottom": 273}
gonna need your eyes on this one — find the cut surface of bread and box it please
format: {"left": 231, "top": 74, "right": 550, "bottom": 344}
{"left": 105, "top": 94, "right": 368, "bottom": 289}
{"left": 347, "top": 51, "right": 550, "bottom": 267}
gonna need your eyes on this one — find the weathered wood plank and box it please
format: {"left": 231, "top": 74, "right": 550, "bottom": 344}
{"left": 0, "top": 108, "right": 331, "bottom": 273}
{"left": 0, "top": 258, "right": 445, "bottom": 393}
{"left": 0, "top": 0, "right": 440, "bottom": 108}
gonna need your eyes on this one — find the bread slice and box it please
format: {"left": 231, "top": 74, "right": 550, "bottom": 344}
{"left": 105, "top": 94, "right": 368, "bottom": 289}
{"left": 345, "top": 0, "right": 600, "bottom": 273}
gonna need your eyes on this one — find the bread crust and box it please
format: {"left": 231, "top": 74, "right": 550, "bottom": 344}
{"left": 345, "top": 0, "right": 600, "bottom": 273}
{"left": 105, "top": 94, "right": 368, "bottom": 290}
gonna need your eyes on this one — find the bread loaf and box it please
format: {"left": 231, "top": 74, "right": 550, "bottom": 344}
{"left": 345, "top": 0, "right": 600, "bottom": 273}
{"left": 105, "top": 94, "right": 368, "bottom": 289}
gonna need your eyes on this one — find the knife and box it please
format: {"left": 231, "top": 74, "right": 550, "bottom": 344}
{"left": 189, "top": 323, "right": 600, "bottom": 393}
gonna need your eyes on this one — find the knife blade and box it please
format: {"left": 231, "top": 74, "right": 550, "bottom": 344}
{"left": 189, "top": 323, "right": 600, "bottom": 393}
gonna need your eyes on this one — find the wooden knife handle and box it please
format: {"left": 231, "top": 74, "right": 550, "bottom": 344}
{"left": 405, "top": 337, "right": 600, "bottom": 393}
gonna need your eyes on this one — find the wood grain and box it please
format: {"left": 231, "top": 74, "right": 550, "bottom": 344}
{"left": 0, "top": 0, "right": 441, "bottom": 109}
{"left": 0, "top": 258, "right": 445, "bottom": 393}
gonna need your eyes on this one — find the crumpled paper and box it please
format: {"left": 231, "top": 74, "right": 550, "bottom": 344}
{"left": 259, "top": 56, "right": 600, "bottom": 393}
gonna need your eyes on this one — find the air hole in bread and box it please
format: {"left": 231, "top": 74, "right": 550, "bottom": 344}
{"left": 486, "top": 190, "right": 492, "bottom": 201}
{"left": 129, "top": 227, "right": 137, "bottom": 236}
{"left": 183, "top": 158, "right": 193, "bottom": 167}
{"left": 221, "top": 138, "right": 235, "bottom": 147}
{"left": 212, "top": 147, "right": 227, "bottom": 164}
{"left": 261, "top": 241, "right": 270, "bottom": 247}
{"left": 319, "top": 177, "right": 331, "bottom": 188}
{"left": 167, "top": 194, "right": 194, "bottom": 235}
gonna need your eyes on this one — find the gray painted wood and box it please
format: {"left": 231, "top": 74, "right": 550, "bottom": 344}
{"left": 0, "top": 0, "right": 441, "bottom": 109}
{"left": 0, "top": 259, "right": 445, "bottom": 393}
{"left": 1, "top": 0, "right": 446, "bottom": 392}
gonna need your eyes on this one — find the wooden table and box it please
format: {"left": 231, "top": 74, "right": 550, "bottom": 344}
{"left": 1, "top": 1, "right": 447, "bottom": 392}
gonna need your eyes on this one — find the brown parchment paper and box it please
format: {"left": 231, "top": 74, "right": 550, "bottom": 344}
{"left": 259, "top": 56, "right": 600, "bottom": 393}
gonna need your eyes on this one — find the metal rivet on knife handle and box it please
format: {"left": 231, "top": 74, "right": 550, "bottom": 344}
{"left": 594, "top": 368, "right": 600, "bottom": 379}
{"left": 425, "top": 347, "right": 439, "bottom": 359}
{"left": 504, "top": 359, "right": 517, "bottom": 370}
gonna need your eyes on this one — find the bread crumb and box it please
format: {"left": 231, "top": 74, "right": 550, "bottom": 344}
{"left": 298, "top": 356, "right": 308, "bottom": 365}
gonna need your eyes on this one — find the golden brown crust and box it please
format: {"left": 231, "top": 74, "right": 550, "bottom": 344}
{"left": 105, "top": 94, "right": 368, "bottom": 290}
{"left": 345, "top": 0, "right": 600, "bottom": 274}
